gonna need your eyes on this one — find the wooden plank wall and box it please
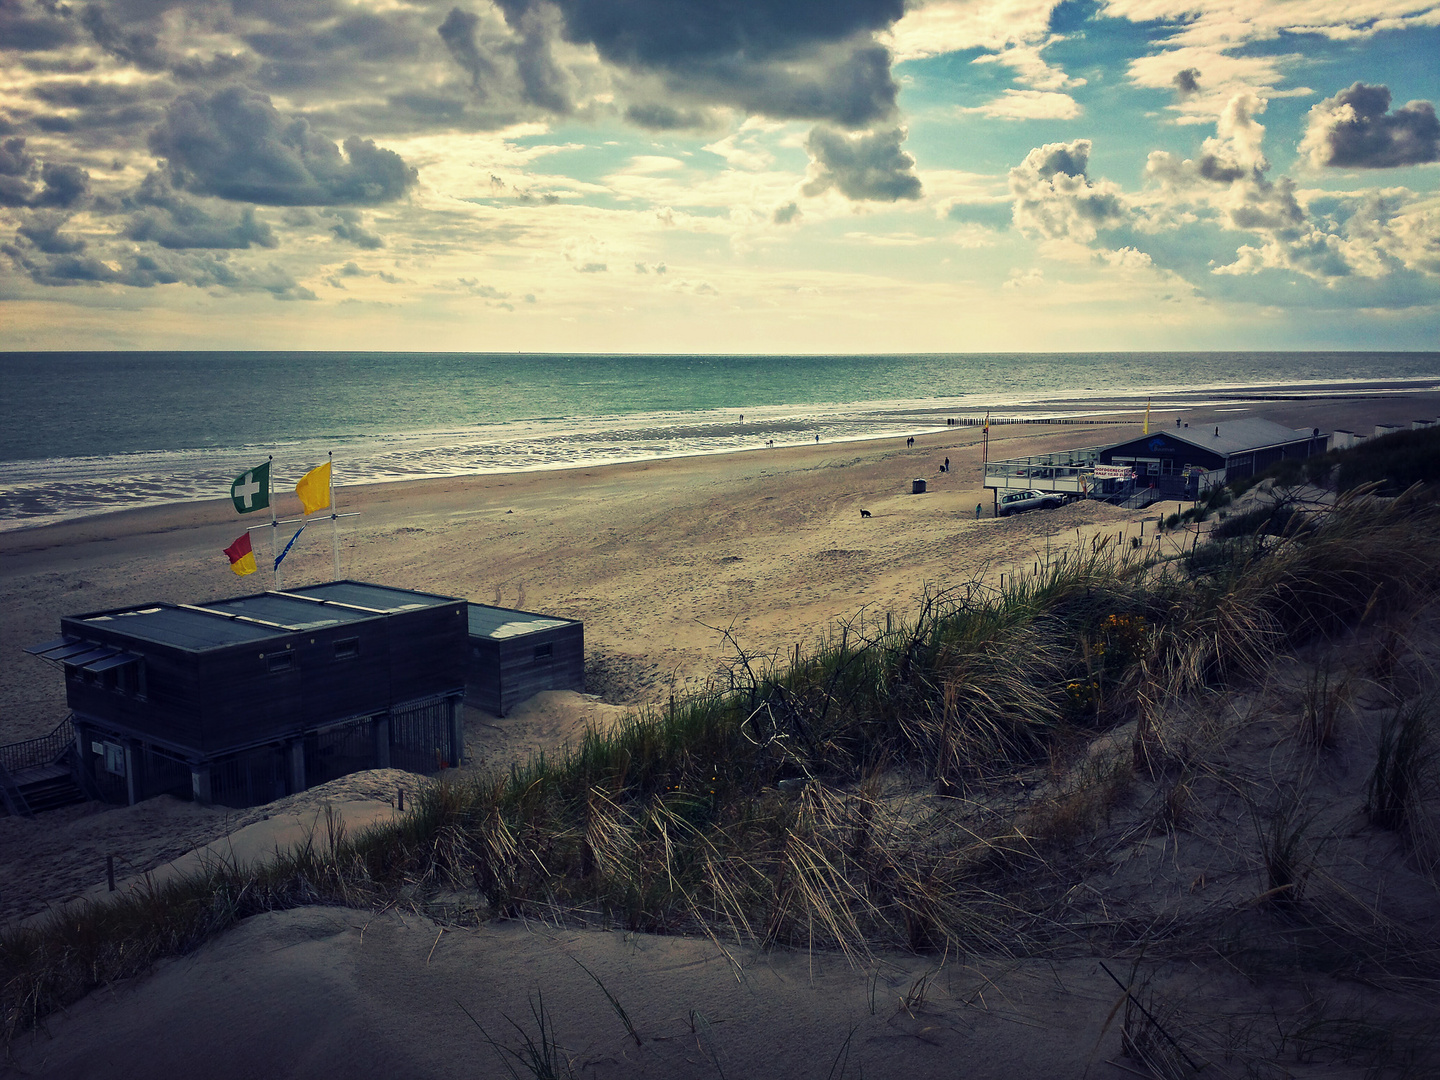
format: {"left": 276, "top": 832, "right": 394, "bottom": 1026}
{"left": 61, "top": 601, "right": 470, "bottom": 758}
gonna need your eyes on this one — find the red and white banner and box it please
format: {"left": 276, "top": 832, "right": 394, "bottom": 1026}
{"left": 1092, "top": 464, "right": 1135, "bottom": 480}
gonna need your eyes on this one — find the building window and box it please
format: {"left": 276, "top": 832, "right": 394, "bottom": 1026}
{"left": 534, "top": 643, "right": 553, "bottom": 660}
{"left": 334, "top": 638, "right": 360, "bottom": 661}
{"left": 267, "top": 653, "right": 295, "bottom": 673}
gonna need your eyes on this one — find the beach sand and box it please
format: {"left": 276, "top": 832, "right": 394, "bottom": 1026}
{"left": 3, "top": 388, "right": 1438, "bottom": 1077}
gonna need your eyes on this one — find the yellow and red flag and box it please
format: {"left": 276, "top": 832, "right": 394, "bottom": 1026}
{"left": 223, "top": 531, "right": 257, "bottom": 576}
{"left": 295, "top": 461, "right": 331, "bottom": 515}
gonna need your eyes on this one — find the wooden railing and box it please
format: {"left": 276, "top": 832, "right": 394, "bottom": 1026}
{"left": 0, "top": 716, "right": 74, "bottom": 776}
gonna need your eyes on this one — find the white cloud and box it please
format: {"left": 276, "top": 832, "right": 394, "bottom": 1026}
{"left": 1009, "top": 139, "right": 1129, "bottom": 244}
{"left": 1105, "top": 1, "right": 1440, "bottom": 122}
{"left": 971, "top": 41, "right": 1086, "bottom": 92}
{"left": 958, "top": 90, "right": 1082, "bottom": 120}
{"left": 882, "top": 0, "right": 1062, "bottom": 61}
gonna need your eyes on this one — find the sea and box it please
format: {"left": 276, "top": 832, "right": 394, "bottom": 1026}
{"left": 2, "top": 351, "right": 1438, "bottom": 532}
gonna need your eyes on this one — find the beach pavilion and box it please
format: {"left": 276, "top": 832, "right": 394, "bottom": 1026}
{"left": 24, "top": 581, "right": 469, "bottom": 808}
{"left": 1095, "top": 417, "right": 1329, "bottom": 501}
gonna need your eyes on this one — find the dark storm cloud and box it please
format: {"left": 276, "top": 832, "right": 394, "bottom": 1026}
{"left": 623, "top": 101, "right": 715, "bottom": 131}
{"left": 1172, "top": 68, "right": 1200, "bottom": 98}
{"left": 4, "top": 235, "right": 316, "bottom": 297}
{"left": 81, "top": 2, "right": 169, "bottom": 72}
{"left": 17, "top": 212, "right": 87, "bottom": 253}
{"left": 1303, "top": 83, "right": 1440, "bottom": 168}
{"left": 677, "top": 42, "right": 898, "bottom": 127}
{"left": 802, "top": 125, "right": 920, "bottom": 201}
{"left": 34, "top": 161, "right": 89, "bottom": 206}
{"left": 438, "top": 7, "right": 495, "bottom": 89}
{"left": 0, "top": 0, "right": 80, "bottom": 51}
{"left": 123, "top": 170, "right": 277, "bottom": 249}
{"left": 148, "top": 87, "right": 418, "bottom": 205}
{"left": 0, "top": 136, "right": 91, "bottom": 207}
{"left": 244, "top": 11, "right": 421, "bottom": 70}
{"left": 510, "top": 0, "right": 904, "bottom": 67}
{"left": 436, "top": 5, "right": 574, "bottom": 113}
{"left": 325, "top": 207, "right": 383, "bottom": 248}
{"left": 468, "top": 0, "right": 904, "bottom": 126}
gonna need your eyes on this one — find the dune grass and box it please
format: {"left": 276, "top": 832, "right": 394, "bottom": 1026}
{"left": 4, "top": 487, "right": 1440, "bottom": 1044}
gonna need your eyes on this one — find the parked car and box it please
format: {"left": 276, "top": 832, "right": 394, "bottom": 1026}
{"left": 997, "top": 489, "right": 1065, "bottom": 516}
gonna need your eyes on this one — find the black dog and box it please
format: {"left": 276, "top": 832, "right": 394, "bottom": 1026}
{"left": 860, "top": 509, "right": 871, "bottom": 518}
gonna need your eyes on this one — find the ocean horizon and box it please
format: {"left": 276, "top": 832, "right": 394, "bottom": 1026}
{"left": 3, "top": 350, "right": 1438, "bottom": 532}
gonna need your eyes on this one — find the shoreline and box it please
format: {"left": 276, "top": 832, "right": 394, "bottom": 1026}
{"left": 4, "top": 376, "right": 1438, "bottom": 538}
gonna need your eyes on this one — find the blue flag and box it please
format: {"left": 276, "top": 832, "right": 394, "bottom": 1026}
{"left": 274, "top": 524, "right": 306, "bottom": 570}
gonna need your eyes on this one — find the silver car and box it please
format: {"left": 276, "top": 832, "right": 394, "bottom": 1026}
{"left": 997, "top": 489, "right": 1064, "bottom": 516}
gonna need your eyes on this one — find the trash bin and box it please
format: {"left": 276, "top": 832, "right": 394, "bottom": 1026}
{"left": 912, "top": 478, "right": 927, "bottom": 494}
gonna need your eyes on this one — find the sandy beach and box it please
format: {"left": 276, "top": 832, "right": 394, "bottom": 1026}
{"left": 3, "top": 387, "right": 1439, "bottom": 1078}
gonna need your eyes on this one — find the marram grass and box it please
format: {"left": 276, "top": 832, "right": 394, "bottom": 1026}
{"left": 4, "top": 487, "right": 1439, "bottom": 1042}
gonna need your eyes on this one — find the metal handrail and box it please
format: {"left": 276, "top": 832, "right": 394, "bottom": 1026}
{"left": 0, "top": 716, "right": 75, "bottom": 776}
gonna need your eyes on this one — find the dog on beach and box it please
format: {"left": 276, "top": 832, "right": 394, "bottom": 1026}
{"left": 860, "top": 509, "right": 871, "bottom": 518}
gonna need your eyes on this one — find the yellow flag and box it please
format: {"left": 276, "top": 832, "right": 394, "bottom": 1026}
{"left": 295, "top": 461, "right": 331, "bottom": 515}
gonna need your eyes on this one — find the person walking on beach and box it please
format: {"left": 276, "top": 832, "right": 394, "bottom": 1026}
{"left": 975, "top": 503, "right": 982, "bottom": 520}
{"left": 944, "top": 457, "right": 950, "bottom": 472}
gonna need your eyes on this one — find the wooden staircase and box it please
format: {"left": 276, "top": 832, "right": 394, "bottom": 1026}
{"left": 0, "top": 718, "right": 86, "bottom": 817}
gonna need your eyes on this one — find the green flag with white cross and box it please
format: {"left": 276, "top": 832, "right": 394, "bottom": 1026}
{"left": 230, "top": 460, "right": 271, "bottom": 514}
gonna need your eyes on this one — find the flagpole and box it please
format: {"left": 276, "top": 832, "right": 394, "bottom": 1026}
{"left": 268, "top": 454, "right": 279, "bottom": 591}
{"left": 329, "top": 451, "right": 339, "bottom": 582}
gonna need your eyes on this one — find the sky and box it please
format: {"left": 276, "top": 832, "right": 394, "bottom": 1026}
{"left": 1, "top": 0, "right": 1438, "bottom": 353}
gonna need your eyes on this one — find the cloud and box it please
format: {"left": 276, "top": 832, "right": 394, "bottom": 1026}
{"left": 325, "top": 209, "right": 384, "bottom": 249}
{"left": 1301, "top": 83, "right": 1440, "bottom": 169}
{"left": 773, "top": 201, "right": 801, "bottom": 225}
{"left": 3, "top": 238, "right": 317, "bottom": 298}
{"left": 623, "top": 102, "right": 717, "bottom": 131}
{"left": 882, "top": 0, "right": 1060, "bottom": 62}
{"left": 494, "top": 0, "right": 907, "bottom": 125}
{"left": 438, "top": 3, "right": 577, "bottom": 114}
{"left": 438, "top": 8, "right": 498, "bottom": 91}
{"left": 148, "top": 87, "right": 418, "bottom": 206}
{"left": 946, "top": 200, "right": 1012, "bottom": 228}
{"left": 17, "top": 213, "right": 87, "bottom": 254}
{"left": 122, "top": 170, "right": 278, "bottom": 250}
{"left": 0, "top": 0, "right": 80, "bottom": 52}
{"left": 958, "top": 90, "right": 1080, "bottom": 121}
{"left": 0, "top": 137, "right": 91, "bottom": 208}
{"left": 1173, "top": 68, "right": 1201, "bottom": 97}
{"left": 1139, "top": 91, "right": 1440, "bottom": 284}
{"left": 802, "top": 125, "right": 922, "bottom": 202}
{"left": 1008, "top": 139, "right": 1127, "bottom": 243}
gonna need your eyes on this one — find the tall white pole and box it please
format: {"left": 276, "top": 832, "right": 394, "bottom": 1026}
{"left": 268, "top": 454, "right": 278, "bottom": 591}
{"left": 329, "top": 451, "right": 339, "bottom": 581}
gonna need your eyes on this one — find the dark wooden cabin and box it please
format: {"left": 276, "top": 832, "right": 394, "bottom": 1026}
{"left": 27, "top": 581, "right": 469, "bottom": 808}
{"left": 1097, "top": 418, "right": 1328, "bottom": 499}
{"left": 465, "top": 604, "right": 584, "bottom": 716}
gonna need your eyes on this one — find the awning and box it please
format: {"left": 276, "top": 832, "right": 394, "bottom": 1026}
{"left": 25, "top": 636, "right": 140, "bottom": 673}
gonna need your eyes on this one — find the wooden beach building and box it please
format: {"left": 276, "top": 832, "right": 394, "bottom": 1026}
{"left": 1096, "top": 418, "right": 1328, "bottom": 500}
{"left": 465, "top": 604, "right": 584, "bottom": 716}
{"left": 25, "top": 582, "right": 469, "bottom": 808}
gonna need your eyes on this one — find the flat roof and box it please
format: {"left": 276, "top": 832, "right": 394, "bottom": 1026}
{"left": 54, "top": 581, "right": 465, "bottom": 653}
{"left": 468, "top": 603, "right": 578, "bottom": 641}
{"left": 286, "top": 581, "right": 461, "bottom": 612}
{"left": 72, "top": 605, "right": 282, "bottom": 650}
{"left": 1113, "top": 418, "right": 1318, "bottom": 458}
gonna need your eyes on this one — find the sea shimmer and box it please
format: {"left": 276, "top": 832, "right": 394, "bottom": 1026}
{"left": 2, "top": 351, "right": 1437, "bottom": 530}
